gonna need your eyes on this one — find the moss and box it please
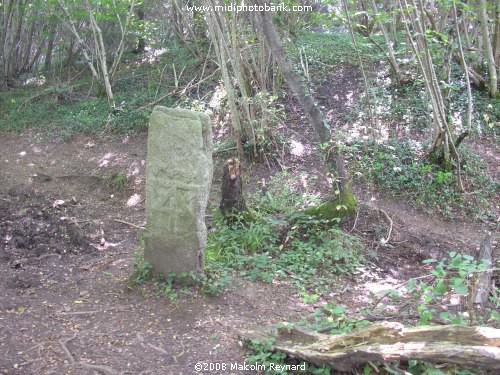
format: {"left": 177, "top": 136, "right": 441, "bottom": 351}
{"left": 303, "top": 184, "right": 357, "bottom": 221}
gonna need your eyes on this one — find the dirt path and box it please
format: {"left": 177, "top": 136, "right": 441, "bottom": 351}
{"left": 0, "top": 132, "right": 321, "bottom": 375}
{"left": 1, "top": 128, "right": 496, "bottom": 374}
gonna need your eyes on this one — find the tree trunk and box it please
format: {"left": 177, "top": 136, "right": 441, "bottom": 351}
{"left": 239, "top": 322, "right": 500, "bottom": 372}
{"left": 369, "top": 0, "right": 402, "bottom": 84}
{"left": 453, "top": 3, "right": 473, "bottom": 132}
{"left": 479, "top": 0, "right": 498, "bottom": 97}
{"left": 44, "top": 17, "right": 58, "bottom": 73}
{"left": 205, "top": 1, "right": 245, "bottom": 158}
{"left": 494, "top": 0, "right": 500, "bottom": 68}
{"left": 133, "top": 5, "right": 146, "bottom": 54}
{"left": 254, "top": 3, "right": 349, "bottom": 195}
{"left": 88, "top": 6, "right": 115, "bottom": 109}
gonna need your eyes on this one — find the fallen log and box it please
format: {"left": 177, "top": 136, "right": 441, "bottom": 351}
{"left": 239, "top": 322, "right": 500, "bottom": 372}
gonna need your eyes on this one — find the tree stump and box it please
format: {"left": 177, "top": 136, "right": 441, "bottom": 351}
{"left": 220, "top": 158, "right": 245, "bottom": 218}
{"left": 474, "top": 232, "right": 494, "bottom": 305}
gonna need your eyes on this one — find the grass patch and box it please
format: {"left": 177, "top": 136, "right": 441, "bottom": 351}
{"left": 103, "top": 171, "right": 129, "bottom": 193}
{"left": 0, "top": 43, "right": 206, "bottom": 138}
{"left": 291, "top": 31, "right": 385, "bottom": 70}
{"left": 206, "top": 172, "right": 366, "bottom": 298}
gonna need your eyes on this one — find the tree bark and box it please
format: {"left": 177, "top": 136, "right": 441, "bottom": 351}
{"left": 220, "top": 158, "right": 246, "bottom": 217}
{"left": 494, "top": 0, "right": 500, "bottom": 68}
{"left": 253, "top": 3, "right": 349, "bottom": 194}
{"left": 453, "top": 3, "right": 473, "bottom": 132}
{"left": 239, "top": 322, "right": 500, "bottom": 372}
{"left": 44, "top": 16, "right": 58, "bottom": 72}
{"left": 369, "top": 0, "right": 402, "bottom": 84}
{"left": 479, "top": 0, "right": 498, "bottom": 97}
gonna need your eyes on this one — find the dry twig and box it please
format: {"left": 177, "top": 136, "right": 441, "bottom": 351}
{"left": 58, "top": 334, "right": 77, "bottom": 364}
{"left": 113, "top": 219, "right": 145, "bottom": 230}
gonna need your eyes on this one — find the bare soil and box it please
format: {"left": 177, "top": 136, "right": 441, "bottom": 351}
{"left": 0, "top": 71, "right": 498, "bottom": 374}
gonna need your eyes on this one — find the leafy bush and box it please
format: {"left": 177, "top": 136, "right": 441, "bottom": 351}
{"left": 351, "top": 140, "right": 498, "bottom": 218}
{"left": 408, "top": 252, "right": 497, "bottom": 326}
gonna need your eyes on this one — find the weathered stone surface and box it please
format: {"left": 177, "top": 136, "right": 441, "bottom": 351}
{"left": 145, "top": 107, "right": 213, "bottom": 279}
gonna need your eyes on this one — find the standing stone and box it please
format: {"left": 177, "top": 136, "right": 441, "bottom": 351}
{"left": 145, "top": 107, "right": 213, "bottom": 279}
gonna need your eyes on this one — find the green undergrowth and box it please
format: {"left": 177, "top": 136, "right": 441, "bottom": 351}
{"left": 0, "top": 43, "right": 206, "bottom": 138}
{"left": 381, "top": 79, "right": 500, "bottom": 137}
{"left": 290, "top": 32, "right": 387, "bottom": 76}
{"left": 205, "top": 171, "right": 367, "bottom": 298}
{"left": 349, "top": 140, "right": 498, "bottom": 219}
{"left": 245, "top": 250, "right": 498, "bottom": 374}
{"left": 129, "top": 183, "right": 365, "bottom": 301}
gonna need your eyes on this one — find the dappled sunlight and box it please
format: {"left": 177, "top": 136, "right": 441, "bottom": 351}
{"left": 98, "top": 152, "right": 114, "bottom": 167}
{"left": 209, "top": 82, "right": 226, "bottom": 111}
{"left": 95, "top": 152, "right": 130, "bottom": 168}
{"left": 350, "top": 265, "right": 406, "bottom": 309}
{"left": 127, "top": 160, "right": 142, "bottom": 177}
{"left": 23, "top": 76, "right": 46, "bottom": 86}
{"left": 142, "top": 47, "right": 169, "bottom": 63}
{"left": 127, "top": 193, "right": 141, "bottom": 207}
{"left": 290, "top": 139, "right": 311, "bottom": 157}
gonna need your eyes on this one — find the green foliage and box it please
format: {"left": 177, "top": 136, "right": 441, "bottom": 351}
{"left": 244, "top": 91, "right": 289, "bottom": 160}
{"left": 103, "top": 171, "right": 129, "bottom": 192}
{"left": 277, "top": 214, "right": 363, "bottom": 287}
{"left": 300, "top": 303, "right": 370, "bottom": 334}
{"left": 290, "top": 32, "right": 381, "bottom": 78}
{"left": 365, "top": 250, "right": 497, "bottom": 327}
{"left": 0, "top": 38, "right": 205, "bottom": 137}
{"left": 245, "top": 338, "right": 286, "bottom": 372}
{"left": 384, "top": 82, "right": 430, "bottom": 131}
{"left": 130, "top": 249, "right": 153, "bottom": 287}
{"left": 407, "top": 252, "right": 495, "bottom": 325}
{"left": 471, "top": 91, "right": 500, "bottom": 137}
{"left": 350, "top": 140, "right": 498, "bottom": 218}
{"left": 206, "top": 172, "right": 366, "bottom": 297}
{"left": 199, "top": 268, "right": 233, "bottom": 296}
{"left": 245, "top": 336, "right": 330, "bottom": 375}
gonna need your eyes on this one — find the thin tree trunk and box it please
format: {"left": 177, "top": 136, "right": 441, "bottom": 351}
{"left": 398, "top": 0, "right": 464, "bottom": 190}
{"left": 88, "top": 3, "right": 115, "bottom": 108}
{"left": 254, "top": 2, "right": 349, "bottom": 195}
{"left": 44, "top": 17, "right": 57, "bottom": 72}
{"left": 57, "top": 0, "right": 100, "bottom": 80}
{"left": 494, "top": 0, "right": 500, "bottom": 67}
{"left": 205, "top": 1, "right": 245, "bottom": 158}
{"left": 109, "top": 0, "right": 135, "bottom": 79}
{"left": 479, "top": 0, "right": 498, "bottom": 97}
{"left": 369, "top": 0, "right": 402, "bottom": 84}
{"left": 453, "top": 3, "right": 473, "bottom": 133}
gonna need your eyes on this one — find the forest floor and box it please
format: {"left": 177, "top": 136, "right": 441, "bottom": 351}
{"left": 0, "top": 67, "right": 498, "bottom": 375}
